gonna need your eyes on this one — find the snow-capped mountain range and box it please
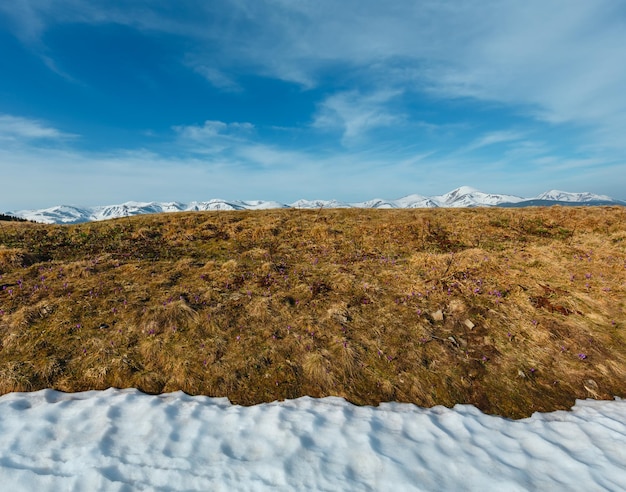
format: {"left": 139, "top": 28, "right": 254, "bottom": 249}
{"left": 7, "top": 186, "right": 624, "bottom": 224}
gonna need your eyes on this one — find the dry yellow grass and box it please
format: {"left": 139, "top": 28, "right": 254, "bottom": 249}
{"left": 0, "top": 206, "right": 625, "bottom": 418}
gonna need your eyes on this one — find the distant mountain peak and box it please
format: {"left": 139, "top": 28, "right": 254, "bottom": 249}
{"left": 535, "top": 190, "right": 613, "bottom": 202}
{"left": 449, "top": 185, "right": 480, "bottom": 195}
{"left": 6, "top": 187, "right": 623, "bottom": 224}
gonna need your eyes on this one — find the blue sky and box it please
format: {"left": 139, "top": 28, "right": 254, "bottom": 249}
{"left": 1, "top": 0, "right": 625, "bottom": 210}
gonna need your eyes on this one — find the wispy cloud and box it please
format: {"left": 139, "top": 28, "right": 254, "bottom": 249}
{"left": 171, "top": 120, "right": 255, "bottom": 156}
{"left": 6, "top": 1, "right": 626, "bottom": 144}
{"left": 419, "top": 2, "right": 626, "bottom": 148}
{"left": 463, "top": 131, "right": 526, "bottom": 152}
{"left": 174, "top": 120, "right": 254, "bottom": 141}
{"left": 0, "top": 114, "right": 77, "bottom": 141}
{"left": 187, "top": 63, "right": 241, "bottom": 92}
{"left": 1, "top": 1, "right": 625, "bottom": 208}
{"left": 312, "top": 91, "right": 404, "bottom": 145}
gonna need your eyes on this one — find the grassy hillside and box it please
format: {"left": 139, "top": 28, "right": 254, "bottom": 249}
{"left": 1, "top": 206, "right": 625, "bottom": 418}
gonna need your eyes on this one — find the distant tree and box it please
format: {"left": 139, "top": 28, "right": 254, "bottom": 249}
{"left": 0, "top": 213, "right": 28, "bottom": 222}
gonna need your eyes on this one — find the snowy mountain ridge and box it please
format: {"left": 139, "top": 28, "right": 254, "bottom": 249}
{"left": 7, "top": 187, "right": 624, "bottom": 224}
{"left": 535, "top": 190, "right": 615, "bottom": 202}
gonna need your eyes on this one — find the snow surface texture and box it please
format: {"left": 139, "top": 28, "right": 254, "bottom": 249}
{"left": 0, "top": 389, "right": 625, "bottom": 491}
{"left": 8, "top": 186, "right": 625, "bottom": 224}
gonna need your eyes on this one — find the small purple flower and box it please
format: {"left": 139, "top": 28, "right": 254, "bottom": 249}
{"left": 578, "top": 353, "right": 587, "bottom": 360}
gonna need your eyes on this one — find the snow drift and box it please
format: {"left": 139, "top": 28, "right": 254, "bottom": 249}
{"left": 0, "top": 389, "right": 624, "bottom": 491}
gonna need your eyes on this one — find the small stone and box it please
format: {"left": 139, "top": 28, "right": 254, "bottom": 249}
{"left": 583, "top": 379, "right": 599, "bottom": 397}
{"left": 432, "top": 310, "right": 444, "bottom": 322}
{"left": 448, "top": 299, "right": 466, "bottom": 313}
{"left": 464, "top": 319, "right": 475, "bottom": 330}
{"left": 329, "top": 308, "right": 350, "bottom": 324}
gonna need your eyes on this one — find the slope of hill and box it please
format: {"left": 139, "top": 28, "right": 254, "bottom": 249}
{"left": 1, "top": 206, "right": 625, "bottom": 418}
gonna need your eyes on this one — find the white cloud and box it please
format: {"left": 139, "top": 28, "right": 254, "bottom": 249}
{"left": 0, "top": 114, "right": 77, "bottom": 141}
{"left": 418, "top": 2, "right": 626, "bottom": 144}
{"left": 2, "top": 1, "right": 626, "bottom": 206}
{"left": 0, "top": 1, "right": 47, "bottom": 43}
{"left": 7, "top": 1, "right": 626, "bottom": 145}
{"left": 463, "top": 131, "right": 526, "bottom": 152}
{"left": 170, "top": 120, "right": 255, "bottom": 157}
{"left": 174, "top": 120, "right": 254, "bottom": 140}
{"left": 312, "top": 91, "right": 404, "bottom": 145}
{"left": 189, "top": 64, "right": 241, "bottom": 92}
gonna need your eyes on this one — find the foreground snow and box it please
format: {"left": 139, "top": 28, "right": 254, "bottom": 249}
{"left": 0, "top": 389, "right": 624, "bottom": 491}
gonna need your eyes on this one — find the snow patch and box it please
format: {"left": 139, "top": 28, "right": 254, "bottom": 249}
{"left": 0, "top": 389, "right": 624, "bottom": 491}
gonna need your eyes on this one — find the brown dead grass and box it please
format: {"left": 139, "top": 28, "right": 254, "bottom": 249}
{"left": 0, "top": 206, "right": 625, "bottom": 418}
